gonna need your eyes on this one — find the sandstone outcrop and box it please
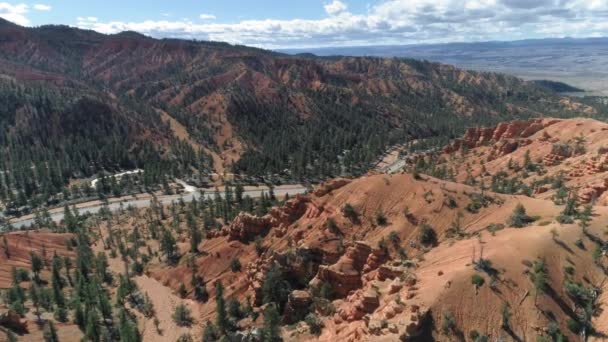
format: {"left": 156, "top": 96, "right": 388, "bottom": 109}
{"left": 336, "top": 289, "right": 380, "bottom": 322}
{"left": 283, "top": 290, "right": 313, "bottom": 324}
{"left": 227, "top": 213, "right": 272, "bottom": 241}
{"left": 310, "top": 241, "right": 373, "bottom": 298}
{"left": 209, "top": 196, "right": 311, "bottom": 242}
{"left": 443, "top": 119, "right": 560, "bottom": 154}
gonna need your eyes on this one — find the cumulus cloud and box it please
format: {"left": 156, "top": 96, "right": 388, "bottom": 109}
{"left": 72, "top": 0, "right": 608, "bottom": 48}
{"left": 33, "top": 4, "right": 51, "bottom": 11}
{"left": 324, "top": 0, "right": 348, "bottom": 15}
{"left": 0, "top": 2, "right": 29, "bottom": 25}
{"left": 199, "top": 13, "right": 216, "bottom": 20}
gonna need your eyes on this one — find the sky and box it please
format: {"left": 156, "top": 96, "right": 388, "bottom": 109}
{"left": 0, "top": 0, "right": 607, "bottom": 48}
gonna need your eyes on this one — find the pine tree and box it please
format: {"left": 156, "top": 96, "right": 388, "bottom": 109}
{"left": 2, "top": 235, "right": 10, "bottom": 259}
{"left": 30, "top": 252, "right": 44, "bottom": 284}
{"left": 579, "top": 204, "right": 593, "bottom": 229}
{"left": 119, "top": 309, "right": 141, "bottom": 342}
{"left": 215, "top": 280, "right": 229, "bottom": 333}
{"left": 172, "top": 304, "right": 193, "bottom": 327}
{"left": 64, "top": 205, "right": 78, "bottom": 233}
{"left": 202, "top": 321, "right": 219, "bottom": 342}
{"left": 43, "top": 321, "right": 60, "bottom": 342}
{"left": 262, "top": 304, "right": 281, "bottom": 342}
{"left": 85, "top": 309, "right": 101, "bottom": 342}
{"left": 30, "top": 284, "right": 42, "bottom": 322}
{"left": 160, "top": 229, "right": 179, "bottom": 264}
{"left": 74, "top": 303, "right": 86, "bottom": 331}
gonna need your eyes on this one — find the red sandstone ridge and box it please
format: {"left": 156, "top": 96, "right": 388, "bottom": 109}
{"left": 436, "top": 117, "right": 608, "bottom": 205}
{"left": 443, "top": 118, "right": 560, "bottom": 154}
{"left": 207, "top": 195, "right": 312, "bottom": 241}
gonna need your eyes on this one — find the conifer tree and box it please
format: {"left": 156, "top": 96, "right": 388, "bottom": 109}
{"left": 43, "top": 321, "right": 59, "bottom": 342}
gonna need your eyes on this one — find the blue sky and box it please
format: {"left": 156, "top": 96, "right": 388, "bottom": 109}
{"left": 24, "top": 0, "right": 373, "bottom": 24}
{"left": 1, "top": 0, "right": 608, "bottom": 48}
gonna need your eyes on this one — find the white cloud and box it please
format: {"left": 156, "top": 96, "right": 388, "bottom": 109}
{"left": 0, "top": 2, "right": 29, "bottom": 25}
{"left": 33, "top": 4, "right": 51, "bottom": 11}
{"left": 73, "top": 0, "right": 608, "bottom": 48}
{"left": 324, "top": 0, "right": 348, "bottom": 15}
{"left": 199, "top": 13, "right": 216, "bottom": 20}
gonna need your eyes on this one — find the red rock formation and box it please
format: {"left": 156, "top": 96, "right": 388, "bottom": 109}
{"left": 578, "top": 178, "right": 608, "bottom": 204}
{"left": 362, "top": 247, "right": 388, "bottom": 273}
{"left": 336, "top": 289, "right": 380, "bottom": 322}
{"left": 377, "top": 264, "right": 407, "bottom": 281}
{"left": 211, "top": 196, "right": 311, "bottom": 242}
{"left": 227, "top": 213, "right": 272, "bottom": 241}
{"left": 283, "top": 290, "right": 313, "bottom": 324}
{"left": 245, "top": 255, "right": 275, "bottom": 306}
{"left": 310, "top": 242, "right": 373, "bottom": 298}
{"left": 443, "top": 119, "right": 560, "bottom": 154}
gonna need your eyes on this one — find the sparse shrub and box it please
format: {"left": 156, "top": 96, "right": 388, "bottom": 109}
{"left": 442, "top": 311, "right": 456, "bottom": 334}
{"left": 530, "top": 259, "right": 549, "bottom": 298}
{"left": 501, "top": 303, "right": 511, "bottom": 330}
{"left": 255, "top": 236, "right": 264, "bottom": 256}
{"left": 418, "top": 224, "right": 437, "bottom": 246}
{"left": 486, "top": 223, "right": 505, "bottom": 235}
{"left": 318, "top": 281, "right": 334, "bottom": 300}
{"left": 172, "top": 304, "right": 193, "bottom": 326}
{"left": 471, "top": 274, "right": 485, "bottom": 288}
{"left": 177, "top": 333, "right": 194, "bottom": 342}
{"left": 388, "top": 231, "right": 400, "bottom": 246}
{"left": 227, "top": 298, "right": 243, "bottom": 320}
{"left": 305, "top": 313, "right": 324, "bottom": 335}
{"left": 376, "top": 211, "right": 387, "bottom": 226}
{"left": 342, "top": 203, "right": 359, "bottom": 222}
{"left": 445, "top": 196, "right": 458, "bottom": 209}
{"left": 230, "top": 258, "right": 242, "bottom": 273}
{"left": 551, "top": 143, "right": 572, "bottom": 157}
{"left": 178, "top": 284, "right": 187, "bottom": 298}
{"left": 556, "top": 214, "right": 574, "bottom": 224}
{"left": 508, "top": 204, "right": 535, "bottom": 228}
{"left": 567, "top": 318, "right": 581, "bottom": 333}
{"left": 326, "top": 218, "right": 340, "bottom": 235}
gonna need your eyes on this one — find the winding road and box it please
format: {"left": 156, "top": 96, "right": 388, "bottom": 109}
{"left": 8, "top": 183, "right": 308, "bottom": 229}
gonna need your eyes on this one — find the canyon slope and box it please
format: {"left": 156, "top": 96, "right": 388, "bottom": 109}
{"left": 0, "top": 18, "right": 600, "bottom": 181}
{"left": 5, "top": 117, "right": 608, "bottom": 340}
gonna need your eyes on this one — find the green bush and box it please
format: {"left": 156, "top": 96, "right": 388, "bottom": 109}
{"left": 508, "top": 204, "right": 535, "bottom": 228}
{"left": 305, "top": 313, "right": 324, "bottom": 335}
{"left": 471, "top": 274, "right": 485, "bottom": 288}
{"left": 172, "top": 304, "right": 193, "bottom": 327}
{"left": 419, "top": 224, "right": 437, "bottom": 246}
{"left": 567, "top": 318, "right": 581, "bottom": 333}
{"left": 376, "top": 211, "right": 388, "bottom": 226}
{"left": 442, "top": 311, "right": 456, "bottom": 334}
{"left": 341, "top": 203, "right": 359, "bottom": 222}
{"left": 230, "top": 258, "right": 242, "bottom": 273}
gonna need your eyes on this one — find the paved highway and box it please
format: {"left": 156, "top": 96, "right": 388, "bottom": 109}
{"left": 8, "top": 184, "right": 308, "bottom": 229}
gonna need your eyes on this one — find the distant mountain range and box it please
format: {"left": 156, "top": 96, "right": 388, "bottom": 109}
{"left": 280, "top": 37, "right": 608, "bottom": 95}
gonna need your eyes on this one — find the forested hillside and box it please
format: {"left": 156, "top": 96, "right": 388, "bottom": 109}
{"left": 0, "top": 17, "right": 601, "bottom": 213}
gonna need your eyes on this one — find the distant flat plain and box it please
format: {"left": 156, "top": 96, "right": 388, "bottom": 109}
{"left": 282, "top": 38, "right": 608, "bottom": 96}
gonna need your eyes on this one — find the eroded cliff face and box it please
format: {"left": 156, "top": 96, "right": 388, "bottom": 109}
{"left": 443, "top": 118, "right": 560, "bottom": 155}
